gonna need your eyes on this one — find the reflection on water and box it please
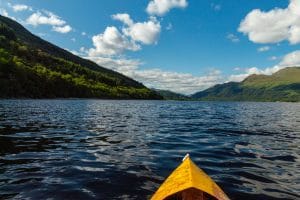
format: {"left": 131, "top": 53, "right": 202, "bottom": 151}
{"left": 0, "top": 100, "right": 299, "bottom": 200}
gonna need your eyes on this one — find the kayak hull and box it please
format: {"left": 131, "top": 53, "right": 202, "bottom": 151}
{"left": 151, "top": 155, "right": 230, "bottom": 200}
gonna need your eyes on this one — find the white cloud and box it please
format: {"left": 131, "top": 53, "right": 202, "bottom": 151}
{"left": 279, "top": 50, "right": 300, "bottom": 67}
{"left": 122, "top": 17, "right": 161, "bottom": 45}
{"left": 88, "top": 26, "right": 140, "bottom": 56}
{"left": 0, "top": 8, "right": 16, "bottom": 20}
{"left": 130, "top": 69, "right": 222, "bottom": 94}
{"left": 289, "top": 26, "right": 300, "bottom": 44}
{"left": 257, "top": 46, "right": 270, "bottom": 52}
{"left": 146, "top": 0, "right": 188, "bottom": 16}
{"left": 0, "top": 9, "right": 9, "bottom": 17}
{"left": 86, "top": 56, "right": 140, "bottom": 73}
{"left": 226, "top": 33, "right": 240, "bottom": 43}
{"left": 52, "top": 25, "right": 72, "bottom": 33}
{"left": 113, "top": 14, "right": 161, "bottom": 45}
{"left": 228, "top": 73, "right": 249, "bottom": 82}
{"left": 26, "top": 11, "right": 65, "bottom": 26}
{"left": 81, "top": 32, "right": 86, "bottom": 36}
{"left": 88, "top": 14, "right": 161, "bottom": 56}
{"left": 239, "top": 0, "right": 300, "bottom": 44}
{"left": 112, "top": 13, "right": 133, "bottom": 26}
{"left": 11, "top": 4, "right": 32, "bottom": 12}
{"left": 86, "top": 54, "right": 222, "bottom": 94}
{"left": 26, "top": 11, "right": 72, "bottom": 34}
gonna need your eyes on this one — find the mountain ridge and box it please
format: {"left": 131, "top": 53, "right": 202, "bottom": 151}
{"left": 192, "top": 67, "right": 300, "bottom": 102}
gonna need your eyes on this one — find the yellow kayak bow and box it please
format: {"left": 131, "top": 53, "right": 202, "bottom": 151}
{"left": 151, "top": 154, "right": 230, "bottom": 200}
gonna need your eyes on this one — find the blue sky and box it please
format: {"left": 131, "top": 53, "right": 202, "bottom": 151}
{"left": 1, "top": 0, "right": 300, "bottom": 94}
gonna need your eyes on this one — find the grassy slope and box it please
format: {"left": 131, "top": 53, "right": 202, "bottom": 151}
{"left": 192, "top": 67, "right": 300, "bottom": 102}
{"left": 242, "top": 67, "right": 300, "bottom": 88}
{"left": 0, "top": 16, "right": 143, "bottom": 87}
{"left": 0, "top": 15, "right": 162, "bottom": 99}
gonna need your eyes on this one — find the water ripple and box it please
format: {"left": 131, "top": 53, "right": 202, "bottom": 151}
{"left": 0, "top": 100, "right": 299, "bottom": 199}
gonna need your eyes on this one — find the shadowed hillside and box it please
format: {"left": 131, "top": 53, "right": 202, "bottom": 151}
{"left": 153, "top": 89, "right": 191, "bottom": 100}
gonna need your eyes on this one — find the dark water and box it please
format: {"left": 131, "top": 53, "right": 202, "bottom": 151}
{"left": 0, "top": 100, "right": 299, "bottom": 200}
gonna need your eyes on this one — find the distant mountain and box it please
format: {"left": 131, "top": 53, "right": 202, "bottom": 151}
{"left": 153, "top": 89, "right": 191, "bottom": 100}
{"left": 0, "top": 15, "right": 162, "bottom": 99}
{"left": 191, "top": 67, "right": 300, "bottom": 102}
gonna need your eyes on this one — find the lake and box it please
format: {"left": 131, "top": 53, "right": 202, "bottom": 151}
{"left": 0, "top": 100, "right": 299, "bottom": 200}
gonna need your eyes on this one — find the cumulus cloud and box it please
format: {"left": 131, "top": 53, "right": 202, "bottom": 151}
{"left": 10, "top": 4, "right": 32, "bottom": 12}
{"left": 239, "top": 0, "right": 300, "bottom": 44}
{"left": 113, "top": 14, "right": 161, "bottom": 45}
{"left": 146, "top": 0, "right": 188, "bottom": 16}
{"left": 112, "top": 13, "right": 133, "bottom": 26}
{"left": 89, "top": 14, "right": 160, "bottom": 56}
{"left": 52, "top": 25, "right": 72, "bottom": 33}
{"left": 123, "top": 18, "right": 161, "bottom": 45}
{"left": 226, "top": 33, "right": 240, "bottom": 43}
{"left": 279, "top": 50, "right": 300, "bottom": 67}
{"left": 257, "top": 46, "right": 270, "bottom": 52}
{"left": 26, "top": 11, "right": 72, "bottom": 33}
{"left": 88, "top": 26, "right": 140, "bottom": 56}
{"left": 27, "top": 11, "right": 65, "bottom": 26}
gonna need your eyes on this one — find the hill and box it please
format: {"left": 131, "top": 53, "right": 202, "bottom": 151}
{"left": 0, "top": 15, "right": 162, "bottom": 99}
{"left": 191, "top": 67, "right": 300, "bottom": 102}
{"left": 153, "top": 89, "right": 191, "bottom": 100}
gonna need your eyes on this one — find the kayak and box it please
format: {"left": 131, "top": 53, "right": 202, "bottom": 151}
{"left": 151, "top": 154, "right": 230, "bottom": 200}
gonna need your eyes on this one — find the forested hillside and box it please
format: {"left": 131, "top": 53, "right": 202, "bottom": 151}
{"left": 0, "top": 15, "right": 161, "bottom": 99}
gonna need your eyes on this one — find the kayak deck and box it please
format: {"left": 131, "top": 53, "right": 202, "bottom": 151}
{"left": 151, "top": 154, "right": 229, "bottom": 200}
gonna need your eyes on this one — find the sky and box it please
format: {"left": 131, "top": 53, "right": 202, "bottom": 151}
{"left": 0, "top": 0, "right": 300, "bottom": 94}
